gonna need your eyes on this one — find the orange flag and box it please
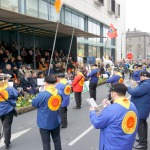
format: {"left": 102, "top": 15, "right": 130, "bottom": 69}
{"left": 54, "top": 0, "right": 63, "bottom": 14}
{"left": 107, "top": 24, "right": 118, "bottom": 39}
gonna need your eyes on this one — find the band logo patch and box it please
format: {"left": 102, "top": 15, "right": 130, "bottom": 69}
{"left": 79, "top": 78, "right": 84, "bottom": 86}
{"left": 119, "top": 78, "right": 124, "bottom": 83}
{"left": 122, "top": 111, "right": 137, "bottom": 134}
{"left": 48, "top": 95, "right": 61, "bottom": 111}
{"left": 0, "top": 90, "right": 9, "bottom": 102}
{"left": 64, "top": 85, "right": 71, "bottom": 95}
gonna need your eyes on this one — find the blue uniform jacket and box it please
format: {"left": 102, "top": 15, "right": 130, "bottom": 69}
{"left": 0, "top": 87, "right": 18, "bottom": 116}
{"left": 128, "top": 79, "right": 150, "bottom": 119}
{"left": 106, "top": 73, "right": 122, "bottom": 84}
{"left": 90, "top": 98, "right": 138, "bottom": 150}
{"left": 87, "top": 69, "right": 99, "bottom": 83}
{"left": 32, "top": 89, "right": 62, "bottom": 130}
{"left": 56, "top": 79, "right": 71, "bottom": 107}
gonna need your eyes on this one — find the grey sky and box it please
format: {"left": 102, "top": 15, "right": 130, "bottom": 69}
{"left": 126, "top": 0, "right": 150, "bottom": 32}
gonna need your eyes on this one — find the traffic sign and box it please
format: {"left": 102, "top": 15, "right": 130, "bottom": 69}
{"left": 127, "top": 53, "right": 133, "bottom": 59}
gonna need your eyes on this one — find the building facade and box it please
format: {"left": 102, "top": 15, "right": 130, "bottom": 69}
{"left": 126, "top": 28, "right": 150, "bottom": 59}
{"left": 0, "top": 0, "right": 126, "bottom": 61}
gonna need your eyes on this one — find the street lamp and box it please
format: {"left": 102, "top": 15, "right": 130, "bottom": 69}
{"left": 121, "top": 33, "right": 126, "bottom": 59}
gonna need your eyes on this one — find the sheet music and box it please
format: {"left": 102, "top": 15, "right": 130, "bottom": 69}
{"left": 86, "top": 98, "right": 98, "bottom": 107}
{"left": 37, "top": 78, "right": 44, "bottom": 86}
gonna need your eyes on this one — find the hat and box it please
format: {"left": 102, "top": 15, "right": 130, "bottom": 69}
{"left": 92, "top": 64, "right": 97, "bottom": 67}
{"left": 137, "top": 64, "right": 142, "bottom": 68}
{"left": 140, "top": 71, "right": 150, "bottom": 78}
{"left": 37, "top": 71, "right": 43, "bottom": 76}
{"left": 44, "top": 75, "right": 57, "bottom": 84}
{"left": 57, "top": 73, "right": 65, "bottom": 78}
{"left": 109, "top": 83, "right": 127, "bottom": 95}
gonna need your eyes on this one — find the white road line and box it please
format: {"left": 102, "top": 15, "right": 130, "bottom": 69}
{"left": 68, "top": 126, "right": 94, "bottom": 146}
{"left": 0, "top": 128, "right": 31, "bottom": 148}
{"left": 68, "top": 95, "right": 132, "bottom": 146}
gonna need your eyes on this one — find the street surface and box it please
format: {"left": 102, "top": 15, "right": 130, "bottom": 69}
{"left": 0, "top": 81, "right": 150, "bottom": 150}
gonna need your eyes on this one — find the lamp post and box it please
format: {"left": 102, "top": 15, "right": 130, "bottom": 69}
{"left": 121, "top": 33, "right": 126, "bottom": 59}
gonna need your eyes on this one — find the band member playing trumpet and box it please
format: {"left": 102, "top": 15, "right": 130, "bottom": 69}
{"left": 89, "top": 83, "right": 138, "bottom": 150}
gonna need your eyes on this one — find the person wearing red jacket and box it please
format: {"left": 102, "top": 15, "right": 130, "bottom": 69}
{"left": 71, "top": 68, "right": 85, "bottom": 109}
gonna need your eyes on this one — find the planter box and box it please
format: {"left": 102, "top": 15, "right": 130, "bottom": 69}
{"left": 18, "top": 105, "right": 35, "bottom": 115}
{"left": 17, "top": 81, "right": 106, "bottom": 115}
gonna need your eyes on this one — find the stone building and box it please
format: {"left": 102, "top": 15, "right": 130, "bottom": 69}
{"left": 126, "top": 28, "right": 150, "bottom": 59}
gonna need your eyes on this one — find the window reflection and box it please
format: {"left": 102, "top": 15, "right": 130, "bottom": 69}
{"left": 77, "top": 44, "right": 85, "bottom": 57}
{"left": 39, "top": 0, "right": 48, "bottom": 20}
{"left": 26, "top": 0, "right": 38, "bottom": 17}
{"left": 1, "top": 0, "right": 18, "bottom": 12}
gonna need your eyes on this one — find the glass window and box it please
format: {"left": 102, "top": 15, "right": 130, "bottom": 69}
{"left": 1, "top": 0, "right": 18, "bottom": 12}
{"left": 88, "top": 46, "right": 93, "bottom": 56}
{"left": 26, "top": 0, "right": 38, "bottom": 17}
{"left": 65, "top": 10, "right": 71, "bottom": 26}
{"left": 97, "top": 47, "right": 100, "bottom": 58}
{"left": 88, "top": 21, "right": 93, "bottom": 33}
{"left": 49, "top": 4, "right": 58, "bottom": 21}
{"left": 72, "top": 13, "right": 78, "bottom": 28}
{"left": 77, "top": 44, "right": 85, "bottom": 57}
{"left": 93, "top": 46, "right": 96, "bottom": 57}
{"left": 39, "top": 0, "right": 48, "bottom": 20}
{"left": 79, "top": 16, "right": 84, "bottom": 30}
{"left": 20, "top": 0, "right": 25, "bottom": 14}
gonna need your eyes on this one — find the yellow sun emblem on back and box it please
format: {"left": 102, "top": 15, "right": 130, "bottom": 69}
{"left": 122, "top": 111, "right": 137, "bottom": 134}
{"left": 64, "top": 85, "right": 71, "bottom": 95}
{"left": 48, "top": 95, "right": 62, "bottom": 111}
{"left": 0, "top": 90, "right": 9, "bottom": 102}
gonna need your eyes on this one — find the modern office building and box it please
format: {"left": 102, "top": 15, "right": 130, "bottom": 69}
{"left": 0, "top": 0, "right": 126, "bottom": 62}
{"left": 126, "top": 28, "right": 150, "bottom": 59}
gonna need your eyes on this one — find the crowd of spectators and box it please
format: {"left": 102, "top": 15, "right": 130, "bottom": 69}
{"left": 1, "top": 41, "right": 150, "bottom": 96}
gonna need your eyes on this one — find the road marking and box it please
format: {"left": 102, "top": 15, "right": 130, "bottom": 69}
{"left": 68, "top": 95, "right": 131, "bottom": 146}
{"left": 0, "top": 128, "right": 31, "bottom": 148}
{"left": 68, "top": 126, "right": 94, "bottom": 146}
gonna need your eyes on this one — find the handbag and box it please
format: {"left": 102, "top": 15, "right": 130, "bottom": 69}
{"left": 0, "top": 92, "right": 18, "bottom": 117}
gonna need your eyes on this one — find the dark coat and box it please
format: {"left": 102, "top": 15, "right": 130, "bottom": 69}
{"left": 128, "top": 79, "right": 150, "bottom": 119}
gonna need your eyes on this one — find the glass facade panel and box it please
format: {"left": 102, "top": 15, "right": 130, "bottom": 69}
{"left": 39, "top": 0, "right": 48, "bottom": 20}
{"left": 97, "top": 47, "right": 100, "bottom": 58}
{"left": 72, "top": 13, "right": 78, "bottom": 28}
{"left": 88, "top": 46, "right": 93, "bottom": 56}
{"left": 93, "top": 46, "right": 96, "bottom": 57}
{"left": 77, "top": 44, "right": 85, "bottom": 57}
{"left": 49, "top": 4, "right": 58, "bottom": 21}
{"left": 65, "top": 10, "right": 71, "bottom": 26}
{"left": 26, "top": 0, "right": 38, "bottom": 17}
{"left": 1, "top": 0, "right": 18, "bottom": 12}
{"left": 79, "top": 16, "right": 84, "bottom": 30}
{"left": 20, "top": 0, "right": 25, "bottom": 14}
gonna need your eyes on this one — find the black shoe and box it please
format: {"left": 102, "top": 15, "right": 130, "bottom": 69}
{"left": 133, "top": 144, "right": 147, "bottom": 150}
{"left": 135, "top": 138, "right": 139, "bottom": 142}
{"left": 61, "top": 126, "right": 67, "bottom": 128}
{"left": 5, "top": 145, "right": 10, "bottom": 150}
{"left": 73, "top": 106, "right": 81, "bottom": 109}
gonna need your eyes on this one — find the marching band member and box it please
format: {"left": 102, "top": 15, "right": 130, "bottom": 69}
{"left": 128, "top": 71, "right": 150, "bottom": 150}
{"left": 32, "top": 75, "right": 62, "bottom": 150}
{"left": 72, "top": 68, "right": 85, "bottom": 109}
{"left": 56, "top": 73, "right": 71, "bottom": 128}
{"left": 0, "top": 74, "right": 18, "bottom": 150}
{"left": 86, "top": 64, "right": 100, "bottom": 101}
{"left": 89, "top": 83, "right": 138, "bottom": 150}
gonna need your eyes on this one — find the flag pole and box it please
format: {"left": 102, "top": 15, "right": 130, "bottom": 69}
{"left": 48, "top": 21, "right": 59, "bottom": 75}
{"left": 65, "top": 28, "right": 75, "bottom": 74}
